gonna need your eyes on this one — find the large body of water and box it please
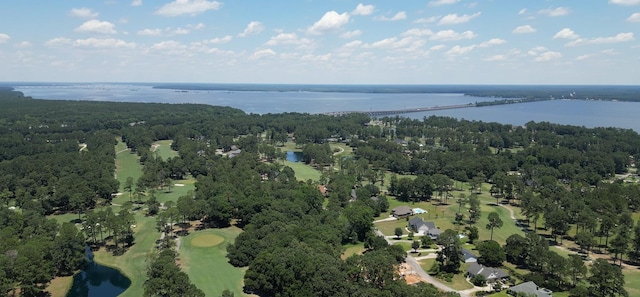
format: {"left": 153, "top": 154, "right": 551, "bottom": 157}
{"left": 14, "top": 84, "right": 640, "bottom": 132}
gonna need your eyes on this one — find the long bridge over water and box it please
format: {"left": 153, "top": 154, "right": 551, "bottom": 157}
{"left": 324, "top": 103, "right": 476, "bottom": 117}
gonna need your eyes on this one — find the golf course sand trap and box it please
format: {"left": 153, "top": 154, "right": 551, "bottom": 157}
{"left": 191, "top": 234, "right": 224, "bottom": 247}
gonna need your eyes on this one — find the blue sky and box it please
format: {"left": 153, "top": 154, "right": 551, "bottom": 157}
{"left": 0, "top": 0, "right": 639, "bottom": 84}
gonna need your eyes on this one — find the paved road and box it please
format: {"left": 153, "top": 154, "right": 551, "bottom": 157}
{"left": 375, "top": 229, "right": 473, "bottom": 296}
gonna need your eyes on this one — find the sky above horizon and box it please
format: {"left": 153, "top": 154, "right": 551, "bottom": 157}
{"left": 1, "top": 0, "right": 639, "bottom": 84}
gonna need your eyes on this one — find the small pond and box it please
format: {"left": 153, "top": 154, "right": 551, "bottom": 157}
{"left": 65, "top": 247, "right": 131, "bottom": 297}
{"left": 286, "top": 151, "right": 304, "bottom": 162}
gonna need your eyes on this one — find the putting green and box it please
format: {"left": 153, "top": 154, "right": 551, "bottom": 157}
{"left": 190, "top": 234, "right": 224, "bottom": 247}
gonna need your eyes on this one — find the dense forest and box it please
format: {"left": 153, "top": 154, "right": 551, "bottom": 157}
{"left": 1, "top": 88, "right": 640, "bottom": 297}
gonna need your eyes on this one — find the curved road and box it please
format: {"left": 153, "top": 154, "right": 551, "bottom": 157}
{"left": 375, "top": 230, "right": 475, "bottom": 297}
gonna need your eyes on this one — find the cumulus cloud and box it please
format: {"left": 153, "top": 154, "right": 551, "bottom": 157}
{"left": 518, "top": 8, "right": 527, "bottom": 15}
{"left": 307, "top": 11, "right": 350, "bottom": 34}
{"left": 566, "top": 32, "right": 635, "bottom": 46}
{"left": 535, "top": 51, "right": 562, "bottom": 62}
{"left": 375, "top": 11, "right": 407, "bottom": 21}
{"left": 250, "top": 48, "right": 276, "bottom": 59}
{"left": 75, "top": 20, "right": 117, "bottom": 34}
{"left": 73, "top": 38, "right": 135, "bottom": 49}
{"left": 352, "top": 3, "right": 374, "bottom": 16}
{"left": 266, "top": 33, "right": 313, "bottom": 47}
{"left": 609, "top": 0, "right": 640, "bottom": 5}
{"left": 131, "top": 0, "right": 142, "bottom": 6}
{"left": 70, "top": 8, "right": 99, "bottom": 18}
{"left": 438, "top": 12, "right": 481, "bottom": 25}
{"left": 206, "top": 35, "right": 232, "bottom": 44}
{"left": 430, "top": 30, "right": 476, "bottom": 41}
{"left": 414, "top": 16, "right": 439, "bottom": 24}
{"left": 627, "top": 12, "right": 640, "bottom": 22}
{"left": 155, "top": 0, "right": 222, "bottom": 17}
{"left": 0, "top": 33, "right": 9, "bottom": 44}
{"left": 238, "top": 21, "right": 264, "bottom": 37}
{"left": 402, "top": 28, "right": 434, "bottom": 37}
{"left": 512, "top": 25, "right": 536, "bottom": 34}
{"left": 44, "top": 37, "right": 71, "bottom": 47}
{"left": 150, "top": 40, "right": 185, "bottom": 51}
{"left": 428, "top": 0, "right": 460, "bottom": 6}
{"left": 553, "top": 28, "right": 580, "bottom": 39}
{"left": 445, "top": 45, "right": 476, "bottom": 56}
{"left": 479, "top": 38, "right": 506, "bottom": 47}
{"left": 430, "top": 44, "right": 446, "bottom": 51}
{"left": 539, "top": 7, "right": 570, "bottom": 17}
{"left": 138, "top": 28, "right": 163, "bottom": 36}
{"left": 576, "top": 54, "right": 593, "bottom": 61}
{"left": 341, "top": 30, "right": 362, "bottom": 39}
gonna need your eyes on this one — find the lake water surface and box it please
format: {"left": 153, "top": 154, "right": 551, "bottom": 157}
{"left": 15, "top": 84, "right": 640, "bottom": 132}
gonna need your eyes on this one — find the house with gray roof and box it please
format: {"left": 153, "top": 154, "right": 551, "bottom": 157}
{"left": 408, "top": 217, "right": 442, "bottom": 239}
{"left": 392, "top": 206, "right": 413, "bottom": 217}
{"left": 462, "top": 248, "right": 478, "bottom": 263}
{"left": 466, "top": 262, "right": 509, "bottom": 284}
{"left": 507, "top": 281, "right": 552, "bottom": 297}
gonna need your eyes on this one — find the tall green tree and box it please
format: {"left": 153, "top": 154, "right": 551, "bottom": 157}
{"left": 436, "top": 229, "right": 463, "bottom": 273}
{"left": 588, "top": 258, "right": 627, "bottom": 297}
{"left": 485, "top": 212, "right": 503, "bottom": 241}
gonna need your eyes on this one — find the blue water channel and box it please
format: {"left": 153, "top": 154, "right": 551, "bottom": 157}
{"left": 286, "top": 151, "right": 304, "bottom": 162}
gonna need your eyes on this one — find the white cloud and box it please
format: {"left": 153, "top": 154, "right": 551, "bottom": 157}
{"left": 576, "top": 54, "right": 592, "bottom": 60}
{"left": 0, "top": 33, "right": 9, "bottom": 44}
{"left": 567, "top": 32, "right": 635, "bottom": 46}
{"left": 75, "top": 20, "right": 117, "bottom": 34}
{"left": 438, "top": 12, "right": 481, "bottom": 25}
{"left": 430, "top": 44, "right": 446, "bottom": 51}
{"left": 539, "top": 7, "right": 570, "bottom": 17}
{"left": 138, "top": 29, "right": 163, "bottom": 36}
{"left": 341, "top": 30, "right": 362, "bottom": 39}
{"left": 352, "top": 3, "right": 374, "bottom": 16}
{"left": 445, "top": 45, "right": 476, "bottom": 56}
{"left": 535, "top": 51, "right": 562, "bottom": 62}
{"left": 479, "top": 38, "right": 506, "bottom": 47}
{"left": 485, "top": 55, "right": 506, "bottom": 61}
{"left": 206, "top": 35, "right": 232, "bottom": 44}
{"left": 307, "top": 11, "right": 350, "bottom": 35}
{"left": 150, "top": 40, "right": 185, "bottom": 51}
{"left": 430, "top": 30, "right": 476, "bottom": 41}
{"left": 250, "top": 48, "right": 276, "bottom": 59}
{"left": 266, "top": 33, "right": 313, "bottom": 48}
{"left": 553, "top": 28, "right": 580, "bottom": 39}
{"left": 428, "top": 0, "right": 460, "bottom": 6}
{"left": 17, "top": 41, "right": 31, "bottom": 48}
{"left": 527, "top": 46, "right": 547, "bottom": 56}
{"left": 44, "top": 37, "right": 71, "bottom": 47}
{"left": 518, "top": 8, "right": 527, "bottom": 15}
{"left": 512, "top": 25, "right": 536, "bottom": 34}
{"left": 73, "top": 38, "right": 135, "bottom": 49}
{"left": 189, "top": 23, "right": 205, "bottom": 30}
{"left": 402, "top": 28, "right": 434, "bottom": 37}
{"left": 609, "top": 0, "right": 640, "bottom": 5}
{"left": 301, "top": 53, "right": 331, "bottom": 62}
{"left": 70, "top": 8, "right": 99, "bottom": 18}
{"left": 155, "top": 0, "right": 222, "bottom": 17}
{"left": 238, "top": 21, "right": 264, "bottom": 37}
{"left": 169, "top": 28, "right": 190, "bottom": 35}
{"left": 375, "top": 11, "right": 407, "bottom": 21}
{"left": 131, "top": 0, "right": 142, "bottom": 6}
{"left": 414, "top": 16, "right": 439, "bottom": 24}
{"left": 627, "top": 12, "right": 640, "bottom": 22}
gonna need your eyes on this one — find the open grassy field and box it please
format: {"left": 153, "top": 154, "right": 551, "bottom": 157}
{"left": 283, "top": 160, "right": 322, "bottom": 182}
{"left": 342, "top": 242, "right": 366, "bottom": 259}
{"left": 624, "top": 270, "right": 640, "bottom": 297}
{"left": 179, "top": 228, "right": 248, "bottom": 296}
{"left": 115, "top": 139, "right": 143, "bottom": 192}
{"left": 46, "top": 275, "right": 74, "bottom": 297}
{"left": 152, "top": 140, "right": 179, "bottom": 160}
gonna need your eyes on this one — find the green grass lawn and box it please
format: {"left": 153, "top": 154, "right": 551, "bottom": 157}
{"left": 624, "top": 270, "right": 640, "bottom": 297}
{"left": 179, "top": 228, "right": 248, "bottom": 296}
{"left": 152, "top": 140, "right": 178, "bottom": 160}
{"left": 342, "top": 242, "right": 366, "bottom": 259}
{"left": 115, "top": 139, "right": 143, "bottom": 192}
{"left": 283, "top": 160, "right": 322, "bottom": 182}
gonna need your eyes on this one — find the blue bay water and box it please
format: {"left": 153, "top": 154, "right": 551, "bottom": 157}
{"left": 15, "top": 84, "right": 640, "bottom": 132}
